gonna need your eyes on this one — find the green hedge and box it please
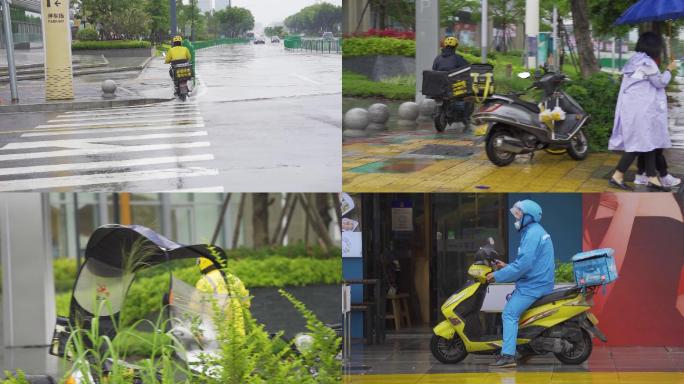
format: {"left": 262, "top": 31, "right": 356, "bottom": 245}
{"left": 343, "top": 71, "right": 414, "bottom": 100}
{"left": 72, "top": 40, "right": 152, "bottom": 50}
{"left": 55, "top": 256, "right": 342, "bottom": 323}
{"left": 342, "top": 37, "right": 492, "bottom": 65}
{"left": 565, "top": 72, "right": 620, "bottom": 152}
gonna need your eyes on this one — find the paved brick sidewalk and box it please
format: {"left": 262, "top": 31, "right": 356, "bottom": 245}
{"left": 343, "top": 127, "right": 684, "bottom": 193}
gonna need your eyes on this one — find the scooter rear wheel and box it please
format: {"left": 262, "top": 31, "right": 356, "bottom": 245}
{"left": 554, "top": 328, "right": 593, "bottom": 365}
{"left": 430, "top": 334, "right": 467, "bottom": 364}
{"left": 485, "top": 128, "right": 517, "bottom": 167}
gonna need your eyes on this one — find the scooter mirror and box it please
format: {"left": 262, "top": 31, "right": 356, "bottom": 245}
{"left": 162, "top": 52, "right": 166, "bottom": 58}
{"left": 517, "top": 72, "right": 531, "bottom": 79}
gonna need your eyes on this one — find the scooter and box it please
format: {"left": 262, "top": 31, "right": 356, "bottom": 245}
{"left": 430, "top": 239, "right": 607, "bottom": 365}
{"left": 171, "top": 62, "right": 193, "bottom": 102}
{"left": 472, "top": 67, "right": 590, "bottom": 166}
{"left": 162, "top": 52, "right": 193, "bottom": 102}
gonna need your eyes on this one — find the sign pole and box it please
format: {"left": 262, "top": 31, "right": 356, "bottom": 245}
{"left": 1, "top": 0, "right": 19, "bottom": 101}
{"left": 170, "top": 0, "right": 177, "bottom": 36}
{"left": 41, "top": 0, "right": 74, "bottom": 100}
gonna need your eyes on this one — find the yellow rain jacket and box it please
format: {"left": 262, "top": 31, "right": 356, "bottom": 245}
{"left": 165, "top": 46, "right": 192, "bottom": 64}
{"left": 195, "top": 263, "right": 250, "bottom": 336}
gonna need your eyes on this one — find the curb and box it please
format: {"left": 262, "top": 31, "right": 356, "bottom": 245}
{"left": 0, "top": 97, "right": 174, "bottom": 114}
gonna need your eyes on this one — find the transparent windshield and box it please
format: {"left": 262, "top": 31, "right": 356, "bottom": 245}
{"left": 72, "top": 258, "right": 134, "bottom": 317}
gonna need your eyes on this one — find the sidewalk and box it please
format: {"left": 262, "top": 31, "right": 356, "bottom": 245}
{"left": 0, "top": 50, "right": 172, "bottom": 111}
{"left": 343, "top": 88, "right": 684, "bottom": 192}
{"left": 345, "top": 335, "right": 684, "bottom": 383}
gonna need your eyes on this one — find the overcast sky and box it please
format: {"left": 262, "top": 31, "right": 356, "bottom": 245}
{"left": 227, "top": 0, "right": 341, "bottom": 26}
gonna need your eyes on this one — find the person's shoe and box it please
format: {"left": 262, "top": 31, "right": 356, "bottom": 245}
{"left": 634, "top": 173, "right": 649, "bottom": 185}
{"left": 609, "top": 177, "right": 634, "bottom": 191}
{"left": 647, "top": 182, "right": 671, "bottom": 192}
{"left": 661, "top": 174, "right": 682, "bottom": 187}
{"left": 489, "top": 354, "right": 517, "bottom": 368}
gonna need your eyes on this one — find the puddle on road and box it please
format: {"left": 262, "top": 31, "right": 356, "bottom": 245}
{"left": 348, "top": 158, "right": 438, "bottom": 174}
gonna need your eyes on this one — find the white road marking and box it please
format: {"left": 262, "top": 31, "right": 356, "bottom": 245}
{"left": 2, "top": 131, "right": 208, "bottom": 150}
{"left": 0, "top": 101, "right": 218, "bottom": 190}
{"left": 50, "top": 112, "right": 201, "bottom": 122}
{"left": 0, "top": 142, "right": 211, "bottom": 162}
{"left": 62, "top": 103, "right": 199, "bottom": 115}
{"left": 160, "top": 186, "right": 225, "bottom": 193}
{"left": 0, "top": 154, "right": 214, "bottom": 176}
{"left": 22, "top": 123, "right": 206, "bottom": 137}
{"left": 36, "top": 118, "right": 201, "bottom": 129}
{"left": 291, "top": 73, "right": 323, "bottom": 85}
{"left": 60, "top": 106, "right": 200, "bottom": 118}
{"left": 0, "top": 167, "right": 219, "bottom": 192}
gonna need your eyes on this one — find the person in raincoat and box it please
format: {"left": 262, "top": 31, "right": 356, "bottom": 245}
{"left": 432, "top": 36, "right": 473, "bottom": 131}
{"left": 608, "top": 32, "right": 678, "bottom": 192}
{"left": 485, "top": 200, "right": 555, "bottom": 368}
{"left": 195, "top": 257, "right": 251, "bottom": 337}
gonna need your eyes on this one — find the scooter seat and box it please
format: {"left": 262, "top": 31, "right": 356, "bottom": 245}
{"left": 529, "top": 286, "right": 580, "bottom": 308}
{"left": 508, "top": 95, "right": 541, "bottom": 114}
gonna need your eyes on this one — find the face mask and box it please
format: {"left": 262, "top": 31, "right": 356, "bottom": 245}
{"left": 514, "top": 220, "right": 522, "bottom": 231}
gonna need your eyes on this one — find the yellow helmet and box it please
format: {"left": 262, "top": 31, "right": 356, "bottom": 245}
{"left": 173, "top": 35, "right": 183, "bottom": 43}
{"left": 197, "top": 257, "right": 214, "bottom": 271}
{"left": 444, "top": 36, "right": 459, "bottom": 48}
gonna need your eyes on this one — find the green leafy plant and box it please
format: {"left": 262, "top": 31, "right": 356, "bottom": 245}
{"left": 555, "top": 262, "right": 575, "bottom": 283}
{"left": 1, "top": 370, "right": 30, "bottom": 384}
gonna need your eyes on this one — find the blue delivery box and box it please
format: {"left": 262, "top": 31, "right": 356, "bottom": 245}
{"left": 571, "top": 248, "right": 618, "bottom": 289}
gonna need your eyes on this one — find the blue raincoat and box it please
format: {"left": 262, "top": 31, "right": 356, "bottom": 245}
{"left": 493, "top": 200, "right": 555, "bottom": 356}
{"left": 609, "top": 52, "right": 672, "bottom": 153}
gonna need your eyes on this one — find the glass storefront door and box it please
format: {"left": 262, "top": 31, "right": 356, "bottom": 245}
{"left": 431, "top": 194, "right": 507, "bottom": 324}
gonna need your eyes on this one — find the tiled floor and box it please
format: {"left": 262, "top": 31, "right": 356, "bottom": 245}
{"left": 343, "top": 126, "right": 684, "bottom": 193}
{"left": 344, "top": 335, "right": 684, "bottom": 383}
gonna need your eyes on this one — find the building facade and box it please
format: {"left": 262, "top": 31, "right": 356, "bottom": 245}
{"left": 50, "top": 193, "right": 340, "bottom": 259}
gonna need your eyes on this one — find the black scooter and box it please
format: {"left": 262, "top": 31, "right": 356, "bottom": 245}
{"left": 472, "top": 68, "right": 590, "bottom": 166}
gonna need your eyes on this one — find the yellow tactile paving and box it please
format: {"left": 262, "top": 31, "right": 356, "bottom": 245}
{"left": 343, "top": 132, "right": 624, "bottom": 192}
{"left": 343, "top": 372, "right": 684, "bottom": 384}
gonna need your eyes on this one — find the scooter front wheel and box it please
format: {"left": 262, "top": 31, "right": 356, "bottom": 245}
{"left": 554, "top": 328, "right": 593, "bottom": 365}
{"left": 430, "top": 334, "right": 467, "bottom": 364}
{"left": 434, "top": 108, "right": 448, "bottom": 133}
{"left": 485, "top": 128, "right": 517, "bottom": 166}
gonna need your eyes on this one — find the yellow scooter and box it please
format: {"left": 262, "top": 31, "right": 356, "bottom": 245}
{"left": 431, "top": 240, "right": 606, "bottom": 365}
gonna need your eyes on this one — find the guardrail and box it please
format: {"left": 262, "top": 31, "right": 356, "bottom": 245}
{"left": 284, "top": 37, "right": 340, "bottom": 54}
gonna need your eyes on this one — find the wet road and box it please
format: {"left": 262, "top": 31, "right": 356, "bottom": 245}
{"left": 194, "top": 43, "right": 341, "bottom": 191}
{"left": 0, "top": 43, "right": 341, "bottom": 192}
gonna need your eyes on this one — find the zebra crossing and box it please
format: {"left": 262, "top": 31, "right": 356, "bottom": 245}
{"left": 0, "top": 102, "right": 222, "bottom": 192}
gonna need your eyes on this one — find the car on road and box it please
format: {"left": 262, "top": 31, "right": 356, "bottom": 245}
{"left": 271, "top": 36, "right": 280, "bottom": 43}
{"left": 254, "top": 37, "right": 266, "bottom": 44}
{"left": 322, "top": 32, "right": 334, "bottom": 41}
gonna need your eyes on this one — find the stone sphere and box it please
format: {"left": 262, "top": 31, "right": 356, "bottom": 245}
{"left": 397, "top": 101, "right": 419, "bottom": 121}
{"left": 101, "top": 80, "right": 117, "bottom": 97}
{"left": 343, "top": 108, "right": 369, "bottom": 131}
{"left": 419, "top": 99, "right": 437, "bottom": 117}
{"left": 367, "top": 103, "right": 390, "bottom": 124}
